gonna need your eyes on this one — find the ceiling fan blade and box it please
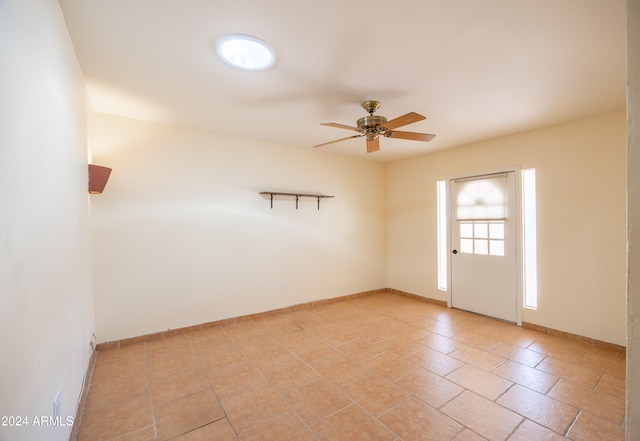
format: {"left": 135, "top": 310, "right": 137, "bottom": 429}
{"left": 380, "top": 112, "right": 426, "bottom": 131}
{"left": 385, "top": 131, "right": 436, "bottom": 142}
{"left": 314, "top": 134, "right": 363, "bottom": 148}
{"left": 366, "top": 137, "right": 380, "bottom": 153}
{"left": 321, "top": 122, "right": 361, "bottom": 132}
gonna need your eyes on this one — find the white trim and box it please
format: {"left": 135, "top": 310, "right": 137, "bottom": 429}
{"left": 521, "top": 168, "right": 538, "bottom": 310}
{"left": 437, "top": 180, "right": 448, "bottom": 291}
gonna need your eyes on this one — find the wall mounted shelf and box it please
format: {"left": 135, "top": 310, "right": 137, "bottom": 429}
{"left": 259, "top": 191, "right": 334, "bottom": 210}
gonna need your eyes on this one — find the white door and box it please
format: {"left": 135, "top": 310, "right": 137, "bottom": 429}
{"left": 450, "top": 172, "right": 518, "bottom": 322}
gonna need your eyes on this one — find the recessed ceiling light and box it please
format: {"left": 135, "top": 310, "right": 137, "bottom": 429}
{"left": 216, "top": 34, "right": 276, "bottom": 71}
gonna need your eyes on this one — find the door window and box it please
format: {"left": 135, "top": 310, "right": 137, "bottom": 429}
{"left": 459, "top": 220, "right": 505, "bottom": 256}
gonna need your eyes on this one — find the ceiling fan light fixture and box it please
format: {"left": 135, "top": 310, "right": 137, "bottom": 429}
{"left": 216, "top": 34, "right": 275, "bottom": 71}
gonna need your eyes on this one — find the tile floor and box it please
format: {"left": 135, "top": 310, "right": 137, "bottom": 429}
{"left": 75, "top": 293, "right": 626, "bottom": 441}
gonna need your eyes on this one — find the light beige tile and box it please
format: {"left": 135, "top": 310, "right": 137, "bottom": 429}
{"left": 596, "top": 373, "right": 626, "bottom": 399}
{"left": 233, "top": 334, "right": 280, "bottom": 354}
{"left": 337, "top": 338, "right": 386, "bottom": 361}
{"left": 314, "top": 356, "right": 370, "bottom": 388}
{"left": 91, "top": 357, "right": 147, "bottom": 384}
{"left": 248, "top": 345, "right": 299, "bottom": 369}
{"left": 77, "top": 293, "right": 627, "bottom": 441}
{"left": 238, "top": 412, "right": 316, "bottom": 441}
{"left": 292, "top": 340, "right": 345, "bottom": 366}
{"left": 397, "top": 367, "right": 464, "bottom": 408}
{"left": 259, "top": 358, "right": 320, "bottom": 392}
{"left": 279, "top": 309, "right": 321, "bottom": 326}
{"left": 527, "top": 339, "right": 587, "bottom": 363}
{"left": 395, "top": 323, "right": 432, "bottom": 339}
{"left": 256, "top": 318, "right": 304, "bottom": 337}
{"left": 409, "top": 346, "right": 465, "bottom": 376}
{"left": 548, "top": 380, "right": 625, "bottom": 425}
{"left": 378, "top": 336, "right": 428, "bottom": 358}
{"left": 452, "top": 330, "right": 503, "bottom": 351}
{"left": 507, "top": 419, "right": 570, "bottom": 441}
{"left": 451, "top": 429, "right": 487, "bottom": 441}
{"left": 283, "top": 379, "right": 352, "bottom": 424}
{"left": 198, "top": 346, "right": 248, "bottom": 373}
{"left": 110, "top": 425, "right": 156, "bottom": 441}
{"left": 154, "top": 389, "right": 225, "bottom": 441}
{"left": 379, "top": 397, "right": 462, "bottom": 441}
{"left": 536, "top": 357, "right": 603, "bottom": 389}
{"left": 488, "top": 326, "right": 538, "bottom": 349}
{"left": 220, "top": 383, "right": 291, "bottom": 433}
{"left": 172, "top": 419, "right": 237, "bottom": 441}
{"left": 491, "top": 359, "right": 559, "bottom": 394}
{"left": 354, "top": 322, "right": 404, "bottom": 343}
{"left": 94, "top": 344, "right": 146, "bottom": 366}
{"left": 276, "top": 330, "right": 321, "bottom": 349}
{"left": 579, "top": 348, "right": 626, "bottom": 378}
{"left": 441, "top": 391, "right": 523, "bottom": 441}
{"left": 422, "top": 320, "right": 457, "bottom": 338}
{"left": 208, "top": 363, "right": 267, "bottom": 397}
{"left": 85, "top": 373, "right": 149, "bottom": 410}
{"left": 188, "top": 333, "right": 234, "bottom": 355}
{"left": 312, "top": 404, "right": 395, "bottom": 441}
{"left": 222, "top": 320, "right": 264, "bottom": 340}
{"left": 146, "top": 336, "right": 191, "bottom": 358}
{"left": 496, "top": 384, "right": 578, "bottom": 434}
{"left": 151, "top": 368, "right": 209, "bottom": 404}
{"left": 148, "top": 350, "right": 199, "bottom": 378}
{"left": 363, "top": 352, "right": 419, "bottom": 383}
{"left": 445, "top": 364, "right": 512, "bottom": 400}
{"left": 415, "top": 332, "right": 463, "bottom": 354}
{"left": 78, "top": 395, "right": 153, "bottom": 441}
{"left": 449, "top": 345, "right": 506, "bottom": 371}
{"left": 185, "top": 325, "right": 226, "bottom": 341}
{"left": 489, "top": 342, "right": 547, "bottom": 367}
{"left": 567, "top": 411, "right": 625, "bottom": 441}
{"left": 343, "top": 375, "right": 408, "bottom": 417}
{"left": 313, "top": 327, "right": 359, "bottom": 347}
{"left": 429, "top": 309, "right": 466, "bottom": 325}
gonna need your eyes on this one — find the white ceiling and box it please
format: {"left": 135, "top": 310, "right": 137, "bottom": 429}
{"left": 60, "top": 0, "right": 626, "bottom": 163}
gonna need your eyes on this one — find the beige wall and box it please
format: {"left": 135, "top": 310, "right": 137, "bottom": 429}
{"left": 0, "top": 1, "right": 94, "bottom": 440}
{"left": 92, "top": 110, "right": 627, "bottom": 347}
{"left": 388, "top": 110, "right": 627, "bottom": 346}
{"left": 90, "top": 114, "right": 387, "bottom": 342}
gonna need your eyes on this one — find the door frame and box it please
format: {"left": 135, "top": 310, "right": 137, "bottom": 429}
{"left": 446, "top": 167, "right": 523, "bottom": 326}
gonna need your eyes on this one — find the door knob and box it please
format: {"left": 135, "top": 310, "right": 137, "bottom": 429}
{"left": 452, "top": 249, "right": 458, "bottom": 254}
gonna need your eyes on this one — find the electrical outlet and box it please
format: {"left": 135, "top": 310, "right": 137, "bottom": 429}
{"left": 53, "top": 391, "right": 61, "bottom": 419}
{"left": 280, "top": 281, "right": 287, "bottom": 291}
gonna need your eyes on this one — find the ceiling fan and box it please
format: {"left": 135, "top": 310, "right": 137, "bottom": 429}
{"left": 314, "top": 100, "right": 436, "bottom": 153}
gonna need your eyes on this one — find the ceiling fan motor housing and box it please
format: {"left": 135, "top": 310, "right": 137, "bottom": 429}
{"left": 357, "top": 115, "right": 388, "bottom": 136}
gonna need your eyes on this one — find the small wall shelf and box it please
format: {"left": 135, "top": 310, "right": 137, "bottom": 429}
{"left": 260, "top": 191, "right": 334, "bottom": 210}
